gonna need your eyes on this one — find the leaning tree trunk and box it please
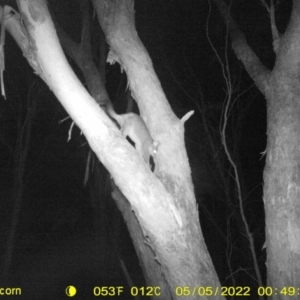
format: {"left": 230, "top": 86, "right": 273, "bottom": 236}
{"left": 1, "top": 0, "right": 224, "bottom": 298}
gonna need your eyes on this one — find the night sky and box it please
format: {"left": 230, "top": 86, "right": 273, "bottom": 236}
{"left": 0, "top": 0, "right": 293, "bottom": 298}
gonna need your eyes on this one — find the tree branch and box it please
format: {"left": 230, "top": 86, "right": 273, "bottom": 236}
{"left": 211, "top": 0, "right": 271, "bottom": 95}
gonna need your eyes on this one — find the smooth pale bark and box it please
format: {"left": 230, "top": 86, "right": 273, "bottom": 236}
{"left": 92, "top": 1, "right": 224, "bottom": 297}
{"left": 3, "top": 0, "right": 223, "bottom": 298}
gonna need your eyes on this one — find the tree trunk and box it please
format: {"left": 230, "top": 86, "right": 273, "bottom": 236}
{"left": 1, "top": 0, "right": 224, "bottom": 298}
{"left": 213, "top": 0, "right": 300, "bottom": 287}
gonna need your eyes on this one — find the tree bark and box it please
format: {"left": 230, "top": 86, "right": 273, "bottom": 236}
{"left": 3, "top": 0, "right": 224, "bottom": 297}
{"left": 213, "top": 0, "right": 300, "bottom": 286}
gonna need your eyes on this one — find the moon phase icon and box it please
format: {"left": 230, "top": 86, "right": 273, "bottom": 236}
{"left": 65, "top": 285, "right": 77, "bottom": 297}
